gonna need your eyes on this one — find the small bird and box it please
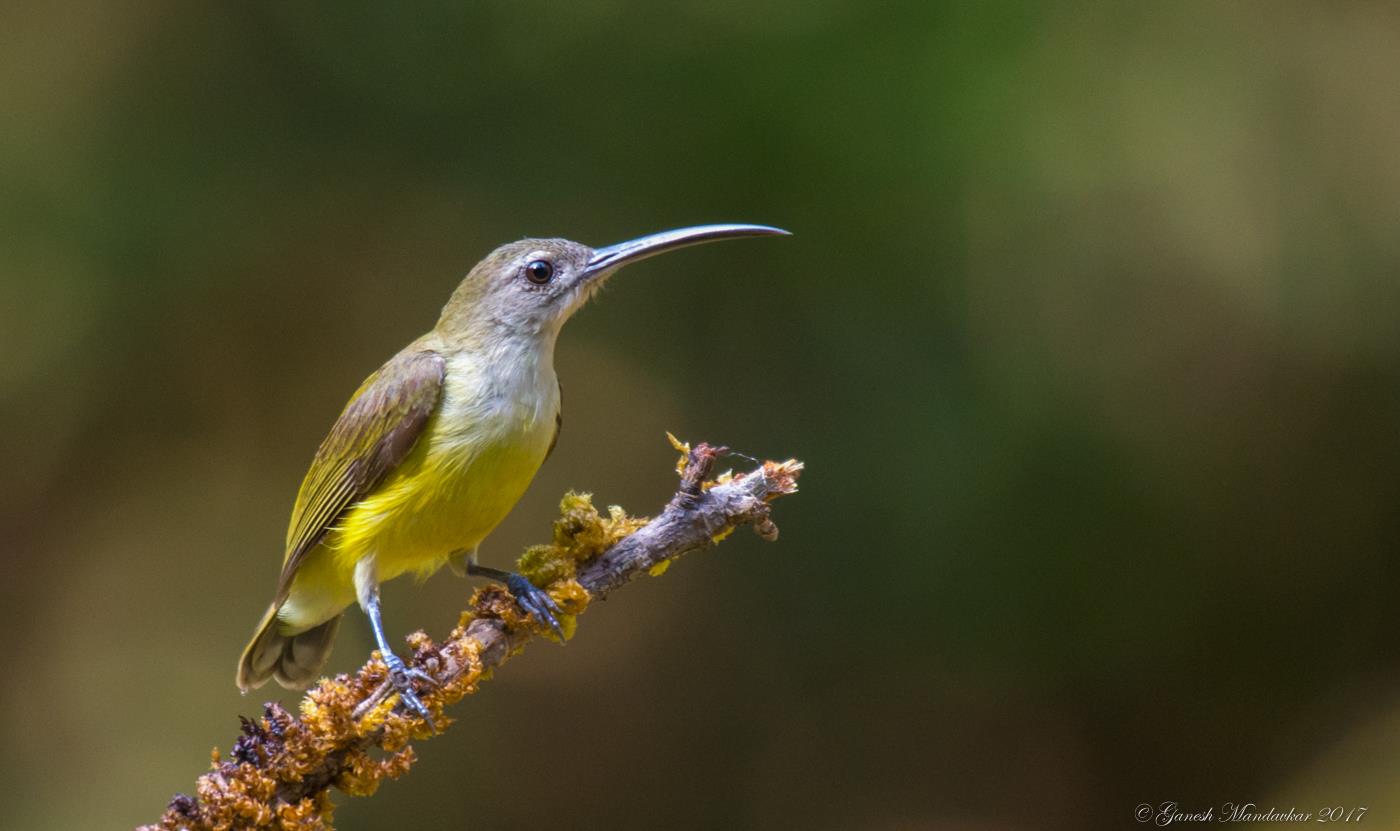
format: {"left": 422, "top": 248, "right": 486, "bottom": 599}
{"left": 236, "top": 223, "right": 788, "bottom": 719}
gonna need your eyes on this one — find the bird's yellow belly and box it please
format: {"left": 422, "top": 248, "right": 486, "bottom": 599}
{"left": 328, "top": 411, "right": 555, "bottom": 583}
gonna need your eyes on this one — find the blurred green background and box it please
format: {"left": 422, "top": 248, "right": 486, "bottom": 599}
{"left": 5, "top": 2, "right": 1400, "bottom": 829}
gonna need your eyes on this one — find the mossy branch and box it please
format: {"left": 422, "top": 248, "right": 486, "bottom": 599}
{"left": 140, "top": 441, "right": 803, "bottom": 831}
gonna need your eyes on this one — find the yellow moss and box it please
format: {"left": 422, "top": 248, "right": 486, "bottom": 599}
{"left": 517, "top": 493, "right": 647, "bottom": 587}
{"left": 518, "top": 543, "right": 573, "bottom": 586}
{"left": 710, "top": 526, "right": 735, "bottom": 544}
{"left": 701, "top": 468, "right": 734, "bottom": 491}
{"left": 648, "top": 560, "right": 671, "bottom": 577}
{"left": 552, "top": 492, "right": 607, "bottom": 551}
{"left": 666, "top": 431, "right": 691, "bottom": 474}
{"left": 354, "top": 696, "right": 396, "bottom": 739}
{"left": 191, "top": 761, "right": 280, "bottom": 829}
{"left": 404, "top": 630, "right": 435, "bottom": 652}
{"left": 378, "top": 710, "right": 415, "bottom": 752}
{"left": 550, "top": 578, "right": 590, "bottom": 614}
{"left": 335, "top": 745, "right": 416, "bottom": 799}
{"left": 300, "top": 678, "right": 359, "bottom": 741}
{"left": 276, "top": 795, "right": 334, "bottom": 831}
{"left": 335, "top": 748, "right": 383, "bottom": 797}
{"left": 436, "top": 639, "right": 484, "bottom": 705}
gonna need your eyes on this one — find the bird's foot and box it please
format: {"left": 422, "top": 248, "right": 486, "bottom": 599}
{"left": 380, "top": 651, "right": 437, "bottom": 729}
{"left": 504, "top": 572, "right": 565, "bottom": 640}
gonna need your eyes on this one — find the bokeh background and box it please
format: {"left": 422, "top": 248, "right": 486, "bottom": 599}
{"left": 5, "top": 2, "right": 1400, "bottom": 829}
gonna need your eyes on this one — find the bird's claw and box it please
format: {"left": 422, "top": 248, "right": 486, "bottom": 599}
{"left": 504, "top": 573, "right": 565, "bottom": 641}
{"left": 381, "top": 651, "right": 437, "bottom": 729}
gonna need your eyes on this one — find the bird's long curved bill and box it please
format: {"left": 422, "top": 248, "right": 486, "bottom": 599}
{"left": 584, "top": 223, "right": 790, "bottom": 278}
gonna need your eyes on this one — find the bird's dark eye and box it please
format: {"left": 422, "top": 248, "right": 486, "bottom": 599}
{"left": 525, "top": 259, "right": 554, "bottom": 284}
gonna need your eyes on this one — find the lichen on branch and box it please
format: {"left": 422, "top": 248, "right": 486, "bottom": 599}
{"left": 141, "top": 441, "right": 803, "bottom": 831}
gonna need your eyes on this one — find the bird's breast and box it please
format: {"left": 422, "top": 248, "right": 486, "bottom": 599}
{"left": 331, "top": 350, "right": 560, "bottom": 580}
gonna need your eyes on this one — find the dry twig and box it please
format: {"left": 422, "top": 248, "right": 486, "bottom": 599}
{"left": 141, "top": 442, "right": 803, "bottom": 831}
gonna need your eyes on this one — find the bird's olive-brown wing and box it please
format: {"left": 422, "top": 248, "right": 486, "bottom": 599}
{"left": 273, "top": 348, "right": 446, "bottom": 603}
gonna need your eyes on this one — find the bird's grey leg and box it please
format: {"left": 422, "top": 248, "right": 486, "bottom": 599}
{"left": 356, "top": 559, "right": 436, "bottom": 726}
{"left": 455, "top": 548, "right": 565, "bottom": 640}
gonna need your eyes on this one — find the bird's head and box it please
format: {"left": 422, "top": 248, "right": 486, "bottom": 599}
{"left": 435, "top": 224, "right": 789, "bottom": 346}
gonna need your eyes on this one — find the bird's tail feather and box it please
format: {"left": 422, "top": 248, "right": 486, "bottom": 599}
{"left": 237, "top": 605, "right": 341, "bottom": 692}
